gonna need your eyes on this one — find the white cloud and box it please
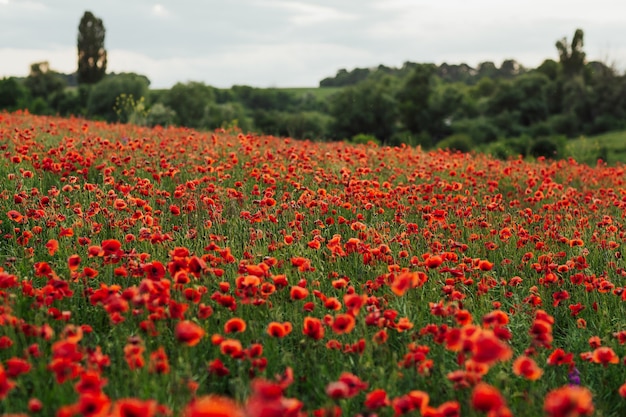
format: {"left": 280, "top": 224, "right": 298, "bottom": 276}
{"left": 0, "top": 47, "right": 76, "bottom": 76}
{"left": 106, "top": 41, "right": 374, "bottom": 88}
{"left": 151, "top": 4, "right": 170, "bottom": 18}
{"left": 5, "top": 0, "right": 47, "bottom": 11}
{"left": 263, "top": 1, "right": 357, "bottom": 26}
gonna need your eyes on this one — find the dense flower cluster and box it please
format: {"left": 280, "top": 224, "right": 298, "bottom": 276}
{"left": 1, "top": 111, "right": 626, "bottom": 416}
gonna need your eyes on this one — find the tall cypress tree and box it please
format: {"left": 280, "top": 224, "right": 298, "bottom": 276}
{"left": 77, "top": 11, "right": 107, "bottom": 84}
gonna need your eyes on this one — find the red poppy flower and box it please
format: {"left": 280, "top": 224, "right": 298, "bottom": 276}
{"left": 547, "top": 348, "right": 574, "bottom": 366}
{"left": 290, "top": 286, "right": 309, "bottom": 301}
{"left": 224, "top": 318, "right": 247, "bottom": 334}
{"left": 302, "top": 317, "right": 325, "bottom": 340}
{"left": 76, "top": 392, "right": 111, "bottom": 417}
{"left": 28, "top": 397, "right": 43, "bottom": 413}
{"left": 175, "top": 321, "right": 205, "bottom": 347}
{"left": 544, "top": 386, "right": 594, "bottom": 417}
{"left": 219, "top": 339, "right": 243, "bottom": 358}
{"left": 68, "top": 254, "right": 81, "bottom": 271}
{"left": 331, "top": 314, "right": 355, "bottom": 335}
{"left": 183, "top": 395, "right": 244, "bottom": 417}
{"left": 208, "top": 358, "right": 230, "bottom": 377}
{"left": 149, "top": 347, "right": 170, "bottom": 375}
{"left": 364, "top": 389, "right": 389, "bottom": 409}
{"left": 143, "top": 261, "right": 166, "bottom": 280}
{"left": 267, "top": 322, "right": 292, "bottom": 338}
{"left": 512, "top": 355, "right": 543, "bottom": 380}
{"left": 46, "top": 239, "right": 59, "bottom": 256}
{"left": 471, "top": 383, "right": 505, "bottom": 412}
{"left": 591, "top": 346, "right": 619, "bottom": 366}
{"left": 111, "top": 398, "right": 158, "bottom": 417}
{"left": 75, "top": 370, "right": 107, "bottom": 395}
{"left": 471, "top": 330, "right": 512, "bottom": 365}
{"left": 5, "top": 357, "right": 31, "bottom": 377}
{"left": 425, "top": 255, "right": 443, "bottom": 269}
{"left": 0, "top": 363, "right": 16, "bottom": 399}
{"left": 325, "top": 381, "right": 350, "bottom": 399}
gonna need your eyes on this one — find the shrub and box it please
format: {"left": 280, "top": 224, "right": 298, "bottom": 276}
{"left": 437, "top": 133, "right": 474, "bottom": 153}
{"left": 529, "top": 135, "right": 566, "bottom": 159}
{"left": 485, "top": 142, "right": 517, "bottom": 160}
{"left": 351, "top": 133, "right": 380, "bottom": 146}
{"left": 147, "top": 103, "right": 177, "bottom": 127}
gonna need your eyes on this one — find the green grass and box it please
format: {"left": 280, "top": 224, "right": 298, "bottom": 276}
{"left": 565, "top": 130, "right": 626, "bottom": 165}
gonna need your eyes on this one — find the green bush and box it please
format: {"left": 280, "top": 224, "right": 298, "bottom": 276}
{"left": 147, "top": 103, "right": 177, "bottom": 127}
{"left": 388, "top": 130, "right": 431, "bottom": 148}
{"left": 0, "top": 77, "right": 30, "bottom": 111}
{"left": 485, "top": 135, "right": 532, "bottom": 160}
{"left": 529, "top": 135, "right": 566, "bottom": 159}
{"left": 436, "top": 133, "right": 474, "bottom": 153}
{"left": 485, "top": 142, "right": 517, "bottom": 160}
{"left": 548, "top": 113, "right": 580, "bottom": 137}
{"left": 452, "top": 117, "right": 500, "bottom": 144}
{"left": 350, "top": 133, "right": 380, "bottom": 146}
{"left": 87, "top": 73, "right": 150, "bottom": 122}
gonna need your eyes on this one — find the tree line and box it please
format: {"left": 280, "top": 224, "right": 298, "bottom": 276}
{"left": 1, "top": 19, "right": 625, "bottom": 159}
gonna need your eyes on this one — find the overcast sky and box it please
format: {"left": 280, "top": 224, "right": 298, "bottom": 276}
{"left": 1, "top": 0, "right": 625, "bottom": 88}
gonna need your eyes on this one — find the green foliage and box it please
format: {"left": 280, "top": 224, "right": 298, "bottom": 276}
{"left": 565, "top": 136, "right": 609, "bottom": 165}
{"left": 0, "top": 77, "right": 29, "bottom": 111}
{"left": 26, "top": 97, "right": 51, "bottom": 115}
{"left": 547, "top": 112, "right": 580, "bottom": 137}
{"left": 282, "top": 111, "right": 331, "bottom": 139}
{"left": 436, "top": 133, "right": 474, "bottom": 153}
{"left": 87, "top": 73, "right": 150, "bottom": 122}
{"left": 471, "top": 77, "right": 497, "bottom": 99}
{"left": 51, "top": 86, "right": 90, "bottom": 116}
{"left": 231, "top": 86, "right": 306, "bottom": 113}
{"left": 529, "top": 135, "right": 566, "bottom": 159}
{"left": 389, "top": 130, "right": 431, "bottom": 148}
{"left": 350, "top": 133, "right": 380, "bottom": 146}
{"left": 556, "top": 28, "right": 586, "bottom": 78}
{"left": 476, "top": 61, "right": 498, "bottom": 79}
{"left": 204, "top": 102, "right": 252, "bottom": 132}
{"left": 485, "top": 141, "right": 518, "bottom": 160}
{"left": 164, "top": 81, "right": 214, "bottom": 128}
{"left": 452, "top": 117, "right": 500, "bottom": 144}
{"left": 319, "top": 67, "right": 371, "bottom": 87}
{"left": 146, "top": 103, "right": 177, "bottom": 127}
{"left": 536, "top": 59, "right": 560, "bottom": 81}
{"left": 485, "top": 136, "right": 532, "bottom": 160}
{"left": 77, "top": 11, "right": 107, "bottom": 84}
{"left": 515, "top": 73, "right": 551, "bottom": 125}
{"left": 329, "top": 77, "right": 397, "bottom": 142}
{"left": 24, "top": 62, "right": 66, "bottom": 100}
{"left": 114, "top": 94, "right": 148, "bottom": 125}
{"left": 396, "top": 64, "right": 436, "bottom": 137}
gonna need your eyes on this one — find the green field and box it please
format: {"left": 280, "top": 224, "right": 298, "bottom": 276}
{"left": 566, "top": 130, "right": 626, "bottom": 165}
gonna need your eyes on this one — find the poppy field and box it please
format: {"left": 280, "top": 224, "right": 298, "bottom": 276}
{"left": 2, "top": 111, "right": 626, "bottom": 417}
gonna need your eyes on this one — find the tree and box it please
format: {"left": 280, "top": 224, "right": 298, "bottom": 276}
{"left": 556, "top": 29, "right": 586, "bottom": 78}
{"left": 87, "top": 73, "right": 150, "bottom": 121}
{"left": 77, "top": 11, "right": 107, "bottom": 84}
{"left": 396, "top": 64, "right": 436, "bottom": 136}
{"left": 164, "top": 82, "right": 214, "bottom": 128}
{"left": 24, "top": 62, "right": 66, "bottom": 99}
{"left": 0, "top": 77, "right": 29, "bottom": 111}
{"left": 329, "top": 77, "right": 397, "bottom": 142}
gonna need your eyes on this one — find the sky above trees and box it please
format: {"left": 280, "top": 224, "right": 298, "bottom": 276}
{"left": 0, "top": 0, "right": 625, "bottom": 88}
